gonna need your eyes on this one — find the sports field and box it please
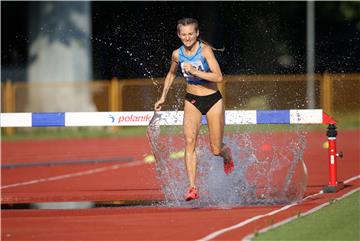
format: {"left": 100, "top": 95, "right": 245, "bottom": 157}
{"left": 2, "top": 1, "right": 359, "bottom": 240}
{"left": 1, "top": 127, "right": 359, "bottom": 240}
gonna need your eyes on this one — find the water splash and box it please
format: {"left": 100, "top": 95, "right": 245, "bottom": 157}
{"left": 90, "top": 35, "right": 160, "bottom": 86}
{"left": 147, "top": 112, "right": 308, "bottom": 208}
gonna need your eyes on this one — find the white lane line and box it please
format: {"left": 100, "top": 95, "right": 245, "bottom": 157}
{"left": 197, "top": 175, "right": 360, "bottom": 241}
{"left": 1, "top": 160, "right": 144, "bottom": 190}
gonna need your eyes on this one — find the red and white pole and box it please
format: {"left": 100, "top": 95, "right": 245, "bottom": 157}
{"left": 328, "top": 136, "right": 337, "bottom": 186}
{"left": 323, "top": 124, "right": 344, "bottom": 193}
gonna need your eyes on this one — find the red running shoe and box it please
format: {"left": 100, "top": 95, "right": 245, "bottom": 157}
{"left": 223, "top": 147, "right": 234, "bottom": 174}
{"left": 185, "top": 187, "right": 199, "bottom": 201}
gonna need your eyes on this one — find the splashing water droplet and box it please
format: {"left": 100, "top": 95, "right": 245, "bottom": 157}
{"left": 147, "top": 113, "right": 308, "bottom": 208}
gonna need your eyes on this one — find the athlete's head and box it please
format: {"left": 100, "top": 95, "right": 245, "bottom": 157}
{"left": 177, "top": 18, "right": 199, "bottom": 48}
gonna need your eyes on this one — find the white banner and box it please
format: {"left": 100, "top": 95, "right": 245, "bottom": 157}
{"left": 0, "top": 109, "right": 325, "bottom": 127}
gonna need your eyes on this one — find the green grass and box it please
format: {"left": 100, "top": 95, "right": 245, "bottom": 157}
{"left": 1, "top": 126, "right": 149, "bottom": 141}
{"left": 1, "top": 125, "right": 312, "bottom": 141}
{"left": 334, "top": 111, "right": 360, "bottom": 130}
{"left": 253, "top": 190, "right": 360, "bottom": 241}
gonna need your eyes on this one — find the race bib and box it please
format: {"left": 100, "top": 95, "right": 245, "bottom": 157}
{"left": 181, "top": 60, "right": 204, "bottom": 78}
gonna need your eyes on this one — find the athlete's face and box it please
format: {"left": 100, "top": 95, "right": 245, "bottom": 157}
{"left": 178, "top": 24, "right": 199, "bottom": 48}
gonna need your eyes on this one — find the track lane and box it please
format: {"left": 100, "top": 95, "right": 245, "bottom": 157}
{"left": 1, "top": 130, "right": 358, "bottom": 240}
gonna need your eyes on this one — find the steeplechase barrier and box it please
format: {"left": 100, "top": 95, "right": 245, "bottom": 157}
{"left": 0, "top": 109, "right": 344, "bottom": 193}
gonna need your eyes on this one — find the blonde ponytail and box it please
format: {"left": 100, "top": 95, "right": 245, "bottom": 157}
{"left": 200, "top": 39, "right": 225, "bottom": 52}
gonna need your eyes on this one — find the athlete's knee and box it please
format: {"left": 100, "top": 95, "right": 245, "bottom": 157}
{"left": 185, "top": 136, "right": 196, "bottom": 147}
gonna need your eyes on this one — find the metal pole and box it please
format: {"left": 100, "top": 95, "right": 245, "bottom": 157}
{"left": 306, "top": 1, "right": 315, "bottom": 109}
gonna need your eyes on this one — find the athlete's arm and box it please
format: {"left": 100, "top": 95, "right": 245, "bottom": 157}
{"left": 154, "top": 50, "right": 178, "bottom": 111}
{"left": 184, "top": 44, "right": 223, "bottom": 83}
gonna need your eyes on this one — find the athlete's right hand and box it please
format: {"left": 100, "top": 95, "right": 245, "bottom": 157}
{"left": 154, "top": 98, "right": 165, "bottom": 112}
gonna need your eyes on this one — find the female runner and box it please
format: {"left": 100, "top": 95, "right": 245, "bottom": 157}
{"left": 154, "top": 18, "right": 234, "bottom": 201}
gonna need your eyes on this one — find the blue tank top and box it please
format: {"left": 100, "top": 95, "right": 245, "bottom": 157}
{"left": 178, "top": 42, "right": 210, "bottom": 85}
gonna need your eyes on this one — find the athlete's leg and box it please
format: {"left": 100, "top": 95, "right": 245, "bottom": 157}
{"left": 206, "top": 98, "right": 225, "bottom": 155}
{"left": 206, "top": 99, "right": 234, "bottom": 174}
{"left": 183, "top": 100, "right": 202, "bottom": 189}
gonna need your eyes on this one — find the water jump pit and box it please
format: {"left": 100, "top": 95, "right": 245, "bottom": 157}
{"left": 147, "top": 111, "right": 308, "bottom": 208}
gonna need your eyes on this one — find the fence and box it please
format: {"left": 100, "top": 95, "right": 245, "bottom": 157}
{"left": 1, "top": 73, "right": 359, "bottom": 130}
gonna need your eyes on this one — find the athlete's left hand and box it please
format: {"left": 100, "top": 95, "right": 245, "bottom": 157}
{"left": 183, "top": 62, "right": 197, "bottom": 75}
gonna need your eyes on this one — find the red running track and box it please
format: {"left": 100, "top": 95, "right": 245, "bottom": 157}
{"left": 1, "top": 130, "right": 359, "bottom": 240}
